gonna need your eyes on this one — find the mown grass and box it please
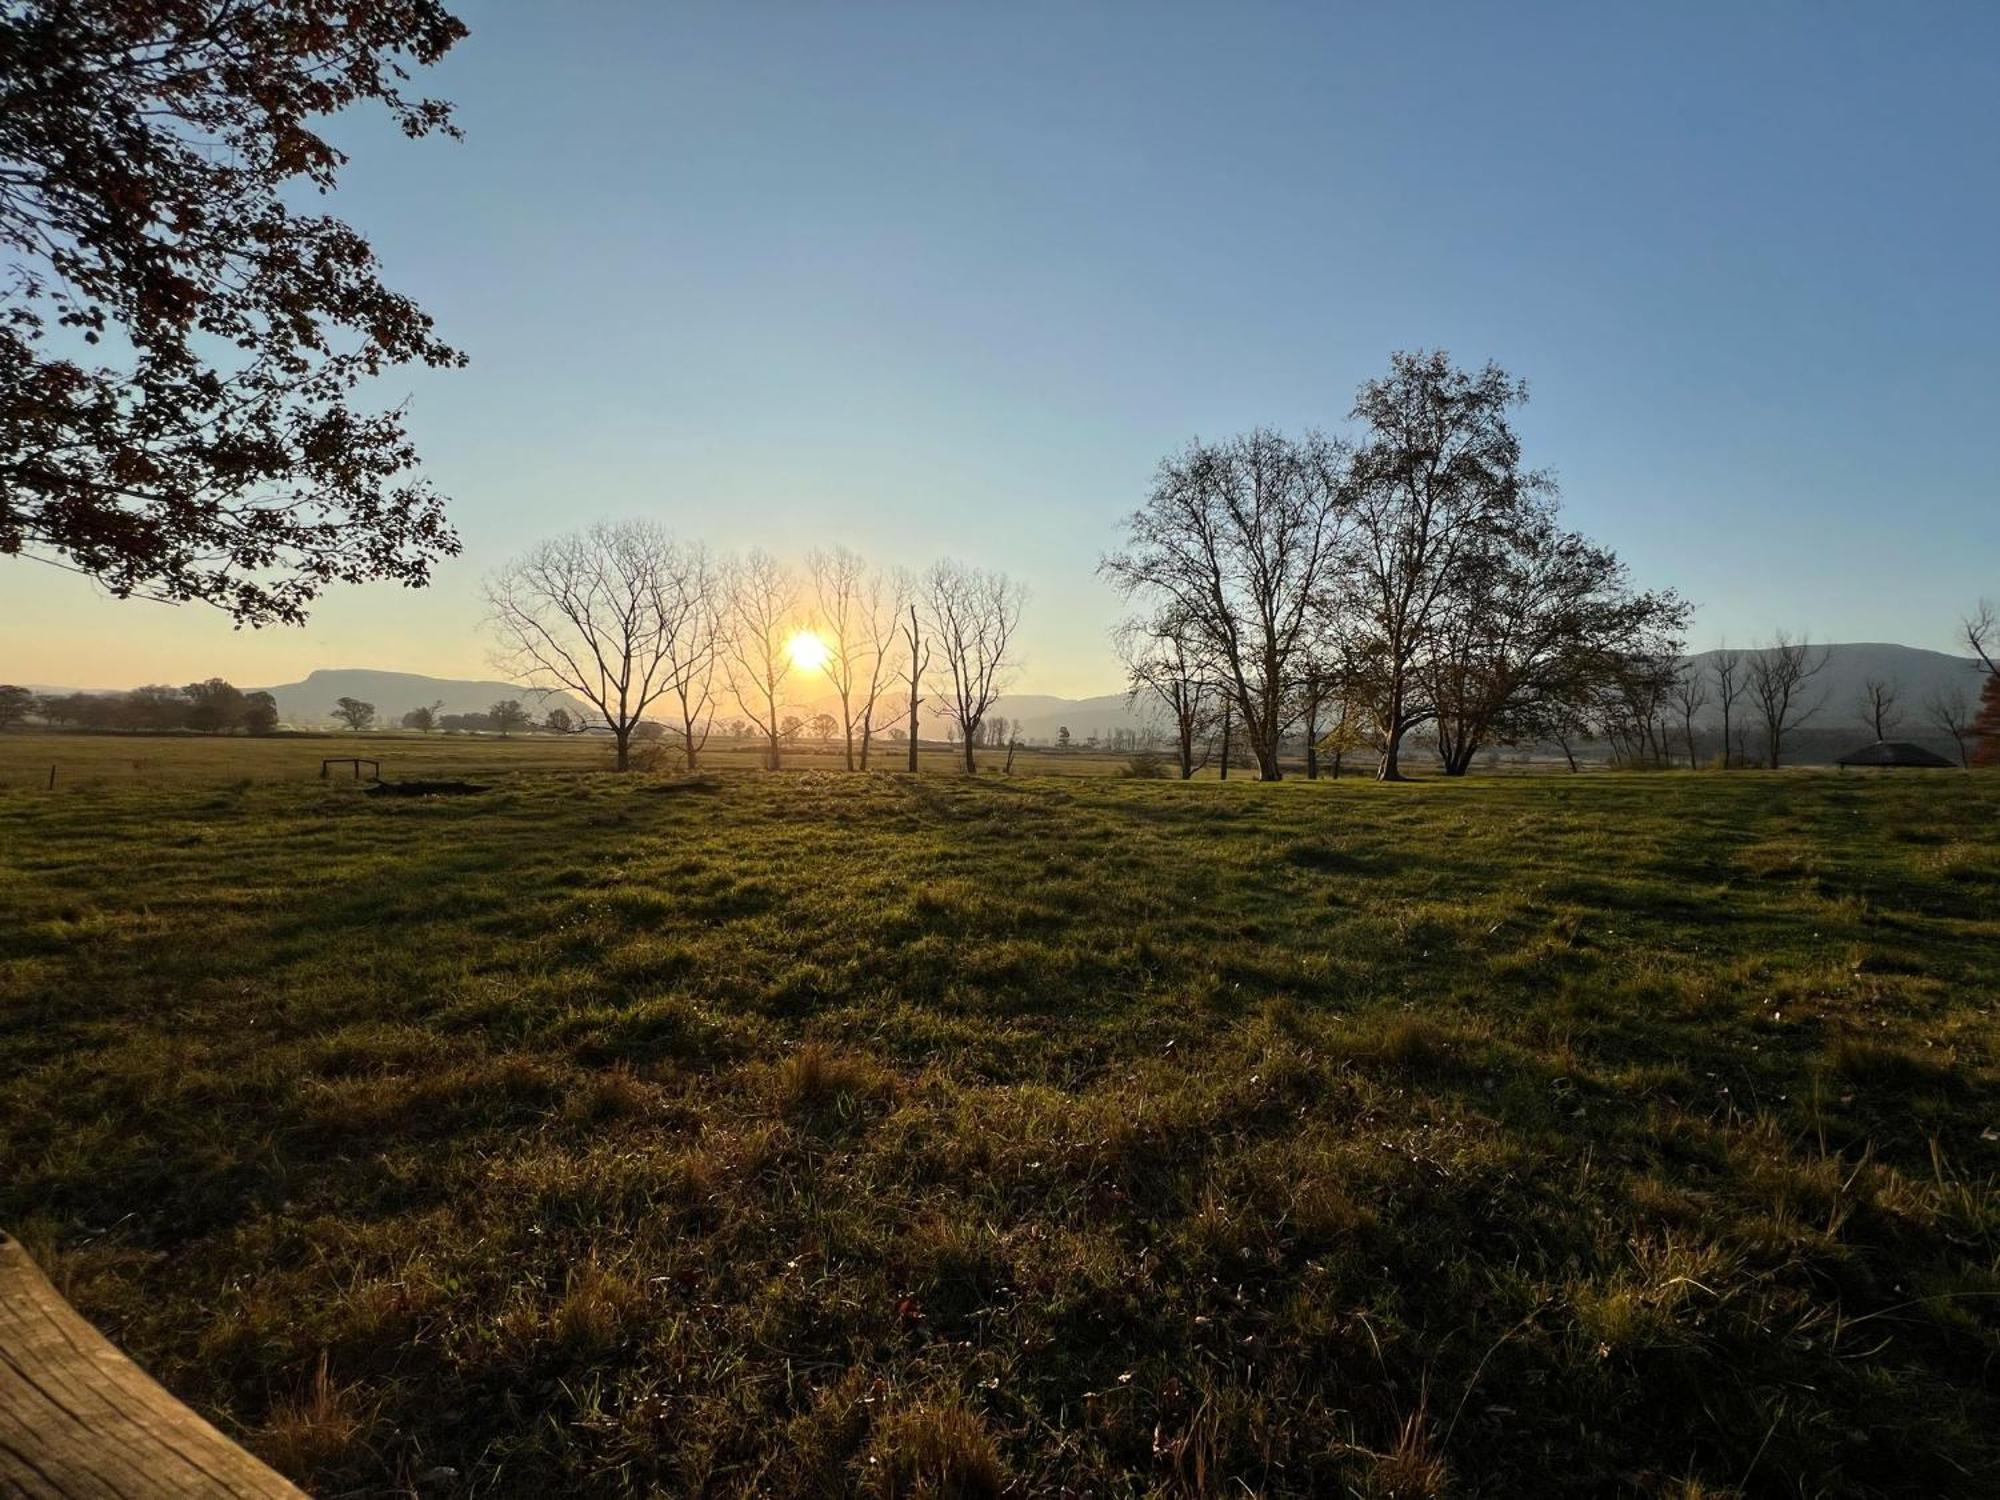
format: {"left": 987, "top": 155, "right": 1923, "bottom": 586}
{"left": 1, "top": 759, "right": 1996, "bottom": 1497}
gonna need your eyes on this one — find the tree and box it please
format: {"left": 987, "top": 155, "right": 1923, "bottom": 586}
{"left": 486, "top": 522, "right": 694, "bottom": 771}
{"left": 1857, "top": 677, "right": 1902, "bottom": 741}
{"left": 1668, "top": 661, "right": 1710, "bottom": 769}
{"left": 332, "top": 697, "right": 375, "bottom": 732}
{"left": 542, "top": 707, "right": 577, "bottom": 735}
{"left": 122, "top": 683, "right": 188, "bottom": 730}
{"left": 1926, "top": 683, "right": 1978, "bottom": 768}
{"left": 897, "top": 589, "right": 933, "bottom": 774}
{"left": 1118, "top": 608, "right": 1216, "bottom": 780}
{"left": 1968, "top": 601, "right": 1999, "bottom": 678}
{"left": 807, "top": 546, "right": 901, "bottom": 771}
{"left": 723, "top": 549, "right": 796, "bottom": 770}
{"left": 241, "top": 691, "right": 278, "bottom": 735}
{"left": 0, "top": 685, "right": 30, "bottom": 730}
{"left": 1, "top": 1, "right": 469, "bottom": 623}
{"left": 658, "top": 544, "right": 726, "bottom": 771}
{"left": 1055, "top": 725, "right": 1070, "bottom": 749}
{"left": 780, "top": 714, "right": 805, "bottom": 744}
{"left": 489, "top": 699, "right": 529, "bottom": 736}
{"left": 810, "top": 712, "right": 838, "bottom": 743}
{"left": 926, "top": 560, "right": 1025, "bottom": 774}
{"left": 1343, "top": 354, "right": 1551, "bottom": 780}
{"left": 1103, "top": 428, "right": 1346, "bottom": 781}
{"left": 1419, "top": 515, "right": 1686, "bottom": 776}
{"left": 1974, "top": 674, "right": 2000, "bottom": 768}
{"left": 1709, "top": 647, "right": 1748, "bottom": 769}
{"left": 182, "top": 678, "right": 247, "bottom": 733}
{"left": 402, "top": 700, "right": 443, "bottom": 733}
{"left": 1747, "top": 633, "right": 1828, "bottom": 769}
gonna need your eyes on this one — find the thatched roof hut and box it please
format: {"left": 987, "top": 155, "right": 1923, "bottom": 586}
{"left": 1836, "top": 739, "right": 1956, "bottom": 769}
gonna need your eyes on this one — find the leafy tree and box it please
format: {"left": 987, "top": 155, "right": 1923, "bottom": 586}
{"left": 0, "top": 685, "right": 31, "bottom": 729}
{"left": 1, "top": 0, "right": 469, "bottom": 622}
{"left": 780, "top": 715, "right": 804, "bottom": 743}
{"left": 542, "top": 707, "right": 577, "bottom": 735}
{"left": 1974, "top": 673, "right": 2000, "bottom": 768}
{"left": 122, "top": 683, "right": 188, "bottom": 730}
{"left": 332, "top": 696, "right": 375, "bottom": 731}
{"left": 181, "top": 677, "right": 247, "bottom": 733}
{"left": 1057, "top": 725, "right": 1070, "bottom": 747}
{"left": 241, "top": 691, "right": 279, "bottom": 735}
{"left": 401, "top": 701, "right": 443, "bottom": 732}
{"left": 488, "top": 698, "right": 530, "bottom": 736}
{"left": 810, "top": 711, "right": 838, "bottom": 743}
{"left": 1343, "top": 354, "right": 1548, "bottom": 780}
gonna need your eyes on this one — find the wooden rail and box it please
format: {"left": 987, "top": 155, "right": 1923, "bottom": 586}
{"left": 0, "top": 1231, "right": 304, "bottom": 1498}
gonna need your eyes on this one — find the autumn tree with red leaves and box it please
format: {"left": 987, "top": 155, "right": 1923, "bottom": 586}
{"left": 1, "top": 1, "right": 468, "bottom": 623}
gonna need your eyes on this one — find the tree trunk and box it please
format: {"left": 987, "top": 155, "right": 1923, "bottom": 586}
{"left": 1377, "top": 724, "right": 1406, "bottom": 781}
{"left": 962, "top": 721, "right": 978, "bottom": 775}
{"left": 614, "top": 727, "right": 631, "bottom": 771}
{"left": 1219, "top": 704, "right": 1231, "bottom": 780}
{"left": 1304, "top": 700, "right": 1320, "bottom": 780}
{"left": 1179, "top": 717, "right": 1195, "bottom": 779}
{"left": 841, "top": 690, "right": 855, "bottom": 770}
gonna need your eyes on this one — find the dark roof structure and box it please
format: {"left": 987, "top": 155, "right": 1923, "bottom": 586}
{"left": 1836, "top": 739, "right": 1957, "bottom": 769}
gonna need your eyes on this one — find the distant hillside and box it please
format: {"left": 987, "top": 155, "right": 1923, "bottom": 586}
{"left": 1682, "top": 643, "right": 1982, "bottom": 732}
{"left": 251, "top": 669, "right": 589, "bottom": 728}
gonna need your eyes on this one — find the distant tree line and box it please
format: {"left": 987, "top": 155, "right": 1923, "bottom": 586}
{"left": 486, "top": 526, "right": 1026, "bottom": 772}
{"left": 0, "top": 680, "right": 279, "bottom": 734}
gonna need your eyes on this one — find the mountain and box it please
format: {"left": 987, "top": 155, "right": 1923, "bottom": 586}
{"left": 1681, "top": 643, "right": 1983, "bottom": 731}
{"left": 250, "top": 669, "right": 589, "bottom": 728}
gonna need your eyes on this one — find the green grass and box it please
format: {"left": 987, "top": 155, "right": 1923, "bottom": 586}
{"left": 1, "top": 752, "right": 1997, "bottom": 1497}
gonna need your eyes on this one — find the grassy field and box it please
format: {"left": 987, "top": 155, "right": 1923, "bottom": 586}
{"left": 1, "top": 743, "right": 1996, "bottom": 1497}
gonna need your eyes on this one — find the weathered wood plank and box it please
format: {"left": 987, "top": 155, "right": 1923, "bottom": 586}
{"left": 0, "top": 1231, "right": 305, "bottom": 1498}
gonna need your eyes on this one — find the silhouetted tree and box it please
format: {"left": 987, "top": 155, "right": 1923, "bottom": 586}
{"left": 1926, "top": 684, "right": 1977, "bottom": 768}
{"left": 402, "top": 701, "right": 444, "bottom": 732}
{"left": 1, "top": 0, "right": 468, "bottom": 622}
{"left": 1974, "top": 674, "right": 2000, "bottom": 767}
{"left": 0, "top": 685, "right": 30, "bottom": 730}
{"left": 1668, "top": 661, "right": 1710, "bottom": 768}
{"left": 1709, "top": 647, "right": 1748, "bottom": 768}
{"left": 542, "top": 707, "right": 577, "bottom": 735}
{"left": 487, "top": 521, "right": 695, "bottom": 771}
{"left": 1748, "top": 633, "right": 1829, "bottom": 768}
{"left": 808, "top": 546, "right": 901, "bottom": 770}
{"left": 1343, "top": 354, "right": 1549, "bottom": 780}
{"left": 1857, "top": 677, "right": 1903, "bottom": 740}
{"left": 489, "top": 699, "right": 529, "bottom": 736}
{"left": 723, "top": 549, "right": 797, "bottom": 770}
{"left": 926, "top": 560, "right": 1025, "bottom": 774}
{"left": 241, "top": 692, "right": 279, "bottom": 735}
{"left": 182, "top": 678, "right": 247, "bottom": 733}
{"left": 332, "top": 697, "right": 375, "bottom": 731}
{"left": 1118, "top": 608, "right": 1216, "bottom": 780}
{"left": 1104, "top": 428, "right": 1346, "bottom": 781}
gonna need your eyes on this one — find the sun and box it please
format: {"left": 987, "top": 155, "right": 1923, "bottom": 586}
{"left": 786, "top": 629, "right": 832, "bottom": 672}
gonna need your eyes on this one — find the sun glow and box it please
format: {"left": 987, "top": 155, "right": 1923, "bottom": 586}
{"left": 786, "top": 630, "right": 832, "bottom": 672}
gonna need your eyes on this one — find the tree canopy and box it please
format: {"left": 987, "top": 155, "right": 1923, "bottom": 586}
{"left": 1, "top": 0, "right": 468, "bottom": 623}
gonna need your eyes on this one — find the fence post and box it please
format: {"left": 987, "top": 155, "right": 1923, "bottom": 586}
{"left": 48, "top": 764, "right": 56, "bottom": 790}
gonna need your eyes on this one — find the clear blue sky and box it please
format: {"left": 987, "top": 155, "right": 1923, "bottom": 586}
{"left": 11, "top": 1, "right": 1998, "bottom": 694}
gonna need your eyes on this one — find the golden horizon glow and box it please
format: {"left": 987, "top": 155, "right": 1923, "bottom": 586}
{"left": 785, "top": 629, "right": 832, "bottom": 673}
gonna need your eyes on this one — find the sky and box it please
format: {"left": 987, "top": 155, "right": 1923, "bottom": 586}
{"left": 6, "top": 1, "right": 1998, "bottom": 696}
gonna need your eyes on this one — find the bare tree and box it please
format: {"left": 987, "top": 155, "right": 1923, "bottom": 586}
{"left": 1102, "top": 428, "right": 1347, "bottom": 781}
{"left": 489, "top": 699, "right": 530, "bottom": 736}
{"left": 401, "top": 700, "right": 443, "bottom": 733}
{"left": 659, "top": 545, "right": 727, "bottom": 771}
{"left": 926, "top": 560, "right": 1025, "bottom": 774}
{"left": 807, "top": 547, "right": 903, "bottom": 770}
{"left": 1856, "top": 676, "right": 1902, "bottom": 741}
{"left": 487, "top": 522, "right": 693, "bottom": 771}
{"left": 1966, "top": 601, "right": 1998, "bottom": 677}
{"left": 1926, "top": 684, "right": 1978, "bottom": 768}
{"left": 1668, "top": 660, "right": 1709, "bottom": 768}
{"left": 1709, "top": 647, "right": 1748, "bottom": 768}
{"left": 1118, "top": 607, "right": 1216, "bottom": 780}
{"left": 1343, "top": 354, "right": 1549, "bottom": 780}
{"left": 723, "top": 549, "right": 798, "bottom": 771}
{"left": 898, "top": 588, "right": 931, "bottom": 774}
{"left": 1747, "top": 632, "right": 1829, "bottom": 769}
